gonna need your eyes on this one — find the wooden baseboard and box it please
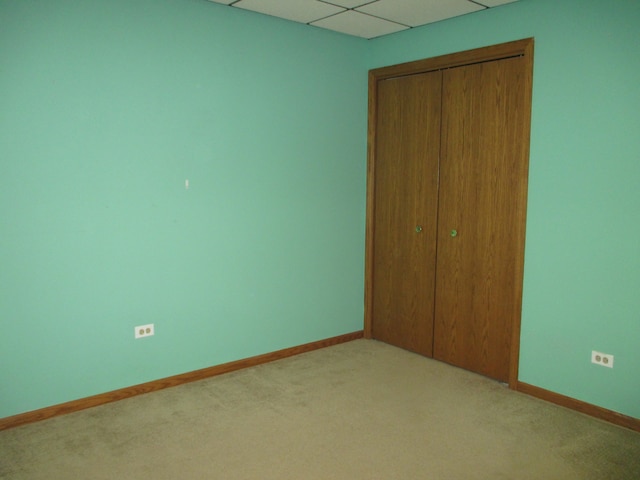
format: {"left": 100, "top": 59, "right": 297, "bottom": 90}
{"left": 0, "top": 331, "right": 364, "bottom": 431}
{"left": 516, "top": 381, "right": 640, "bottom": 432}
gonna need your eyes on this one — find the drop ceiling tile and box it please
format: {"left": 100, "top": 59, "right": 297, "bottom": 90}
{"left": 477, "top": 0, "right": 517, "bottom": 6}
{"left": 357, "top": 0, "right": 484, "bottom": 28}
{"left": 234, "top": 0, "right": 345, "bottom": 24}
{"left": 311, "top": 10, "right": 408, "bottom": 39}
{"left": 321, "top": 0, "right": 377, "bottom": 8}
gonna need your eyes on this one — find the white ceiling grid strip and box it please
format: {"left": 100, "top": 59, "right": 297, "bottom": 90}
{"left": 233, "top": 0, "right": 344, "bottom": 24}
{"left": 321, "top": 0, "right": 377, "bottom": 8}
{"left": 207, "top": 0, "right": 519, "bottom": 39}
{"left": 312, "top": 10, "right": 409, "bottom": 39}
{"left": 357, "top": 0, "right": 484, "bottom": 28}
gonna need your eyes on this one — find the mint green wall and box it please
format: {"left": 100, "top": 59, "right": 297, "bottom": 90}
{"left": 0, "top": 0, "right": 368, "bottom": 418}
{"left": 369, "top": 0, "right": 640, "bottom": 419}
{"left": 2, "top": 0, "right": 638, "bottom": 422}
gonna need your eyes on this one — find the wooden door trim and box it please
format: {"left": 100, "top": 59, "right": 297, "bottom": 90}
{"left": 364, "top": 38, "right": 534, "bottom": 389}
{"left": 369, "top": 38, "right": 533, "bottom": 80}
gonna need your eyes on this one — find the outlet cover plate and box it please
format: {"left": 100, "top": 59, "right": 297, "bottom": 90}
{"left": 135, "top": 324, "right": 154, "bottom": 339}
{"left": 591, "top": 350, "right": 614, "bottom": 368}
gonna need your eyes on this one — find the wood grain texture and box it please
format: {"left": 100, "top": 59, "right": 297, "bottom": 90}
{"left": 508, "top": 39, "right": 534, "bottom": 387}
{"left": 370, "top": 72, "right": 442, "bottom": 356}
{"left": 369, "top": 38, "right": 532, "bottom": 81}
{"left": 365, "top": 38, "right": 534, "bottom": 388}
{"left": 517, "top": 382, "right": 640, "bottom": 432}
{"left": 364, "top": 71, "right": 378, "bottom": 340}
{"left": 366, "top": 40, "right": 530, "bottom": 339}
{"left": 0, "top": 331, "right": 364, "bottom": 431}
{"left": 433, "top": 56, "right": 531, "bottom": 383}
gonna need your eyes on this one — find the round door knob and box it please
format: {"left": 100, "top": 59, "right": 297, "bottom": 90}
{"left": 450, "top": 229, "right": 458, "bottom": 237}
{"left": 415, "top": 225, "right": 423, "bottom": 233}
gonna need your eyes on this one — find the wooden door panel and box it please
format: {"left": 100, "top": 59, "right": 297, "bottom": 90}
{"left": 371, "top": 72, "right": 442, "bottom": 356}
{"left": 434, "top": 57, "right": 530, "bottom": 381}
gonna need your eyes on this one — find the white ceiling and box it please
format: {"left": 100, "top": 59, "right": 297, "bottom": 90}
{"left": 207, "top": 0, "right": 518, "bottom": 39}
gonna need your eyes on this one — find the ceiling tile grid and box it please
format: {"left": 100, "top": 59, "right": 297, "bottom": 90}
{"left": 312, "top": 9, "right": 409, "bottom": 39}
{"left": 207, "top": 0, "right": 519, "bottom": 39}
{"left": 356, "top": 0, "right": 484, "bottom": 28}
{"left": 326, "top": 0, "right": 377, "bottom": 8}
{"left": 233, "top": 0, "right": 344, "bottom": 24}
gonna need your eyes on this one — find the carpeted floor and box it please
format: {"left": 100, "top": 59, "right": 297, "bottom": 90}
{"left": 1, "top": 339, "right": 639, "bottom": 479}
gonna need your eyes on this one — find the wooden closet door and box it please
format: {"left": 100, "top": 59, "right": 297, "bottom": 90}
{"left": 370, "top": 71, "right": 442, "bottom": 356}
{"left": 433, "top": 56, "right": 530, "bottom": 382}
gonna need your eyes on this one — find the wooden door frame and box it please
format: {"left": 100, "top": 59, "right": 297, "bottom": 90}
{"left": 364, "top": 38, "right": 534, "bottom": 389}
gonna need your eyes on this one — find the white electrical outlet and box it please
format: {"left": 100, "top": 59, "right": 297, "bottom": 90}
{"left": 135, "top": 323, "right": 154, "bottom": 339}
{"left": 591, "top": 350, "right": 613, "bottom": 368}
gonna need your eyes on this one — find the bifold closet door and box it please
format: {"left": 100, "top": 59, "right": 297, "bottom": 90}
{"left": 370, "top": 71, "right": 442, "bottom": 356}
{"left": 433, "top": 56, "right": 530, "bottom": 382}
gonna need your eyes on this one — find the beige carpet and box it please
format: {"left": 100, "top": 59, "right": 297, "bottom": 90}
{"left": 1, "top": 339, "right": 639, "bottom": 479}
